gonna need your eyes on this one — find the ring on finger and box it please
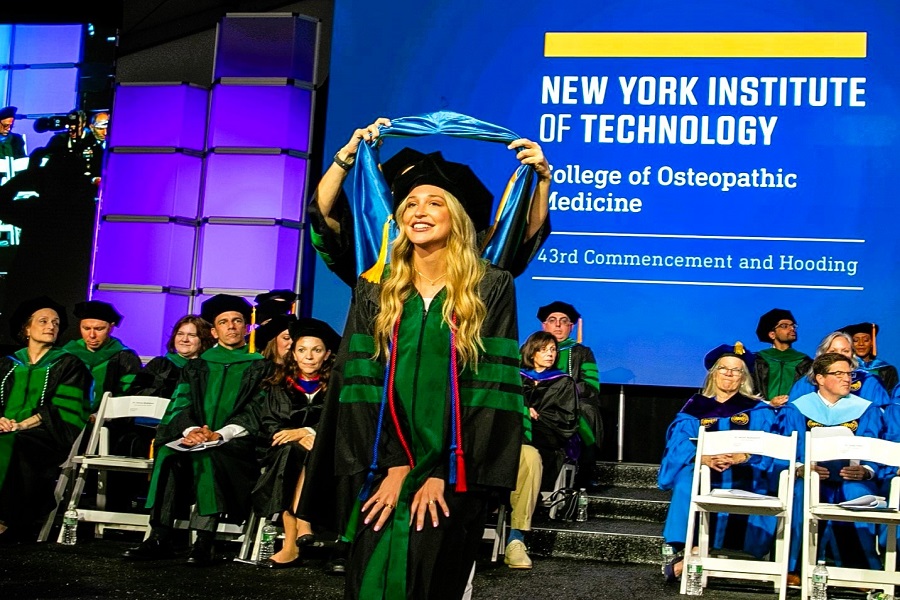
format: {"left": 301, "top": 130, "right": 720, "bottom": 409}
{"left": 385, "top": 503, "right": 395, "bottom": 510}
{"left": 427, "top": 500, "right": 435, "bottom": 505}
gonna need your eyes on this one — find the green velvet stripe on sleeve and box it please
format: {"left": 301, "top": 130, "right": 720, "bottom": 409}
{"left": 309, "top": 228, "right": 336, "bottom": 267}
{"left": 159, "top": 382, "right": 192, "bottom": 426}
{"left": 341, "top": 333, "right": 385, "bottom": 405}
{"left": 53, "top": 383, "right": 91, "bottom": 428}
{"left": 120, "top": 372, "right": 137, "bottom": 393}
{"left": 582, "top": 361, "right": 600, "bottom": 391}
{"left": 458, "top": 336, "right": 523, "bottom": 413}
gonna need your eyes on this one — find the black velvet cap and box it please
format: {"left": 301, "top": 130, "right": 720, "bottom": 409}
{"left": 253, "top": 290, "right": 297, "bottom": 323}
{"left": 254, "top": 314, "right": 297, "bottom": 350}
{"left": 840, "top": 322, "right": 878, "bottom": 338}
{"left": 254, "top": 289, "right": 297, "bottom": 305}
{"left": 704, "top": 342, "right": 756, "bottom": 371}
{"left": 384, "top": 148, "right": 494, "bottom": 232}
{"left": 0, "top": 106, "right": 17, "bottom": 121}
{"left": 755, "top": 308, "right": 796, "bottom": 342}
{"left": 200, "top": 294, "right": 252, "bottom": 324}
{"left": 536, "top": 301, "right": 581, "bottom": 323}
{"left": 74, "top": 300, "right": 122, "bottom": 325}
{"left": 8, "top": 296, "right": 68, "bottom": 341}
{"left": 289, "top": 317, "right": 341, "bottom": 352}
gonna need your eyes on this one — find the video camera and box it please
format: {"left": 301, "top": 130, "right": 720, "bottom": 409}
{"left": 33, "top": 110, "right": 86, "bottom": 134}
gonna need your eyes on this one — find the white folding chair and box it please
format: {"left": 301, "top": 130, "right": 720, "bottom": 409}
{"left": 801, "top": 431, "right": 900, "bottom": 599}
{"left": 59, "top": 392, "right": 169, "bottom": 542}
{"left": 482, "top": 502, "right": 508, "bottom": 562}
{"left": 681, "top": 428, "right": 798, "bottom": 600}
{"left": 36, "top": 427, "right": 87, "bottom": 542}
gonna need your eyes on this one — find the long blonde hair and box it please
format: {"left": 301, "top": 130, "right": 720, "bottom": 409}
{"left": 373, "top": 189, "right": 487, "bottom": 368}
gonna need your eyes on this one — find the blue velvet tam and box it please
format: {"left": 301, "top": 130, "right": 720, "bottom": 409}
{"left": 703, "top": 342, "right": 756, "bottom": 371}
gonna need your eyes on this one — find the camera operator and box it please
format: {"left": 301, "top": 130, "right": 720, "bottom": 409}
{"left": 39, "top": 110, "right": 102, "bottom": 184}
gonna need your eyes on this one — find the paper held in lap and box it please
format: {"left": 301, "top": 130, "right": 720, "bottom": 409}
{"left": 709, "top": 489, "right": 778, "bottom": 501}
{"left": 838, "top": 495, "right": 893, "bottom": 511}
{"left": 165, "top": 438, "right": 225, "bottom": 452}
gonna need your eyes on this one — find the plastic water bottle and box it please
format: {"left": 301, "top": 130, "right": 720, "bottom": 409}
{"left": 685, "top": 548, "right": 703, "bottom": 596}
{"left": 258, "top": 522, "right": 278, "bottom": 563}
{"left": 575, "top": 488, "right": 589, "bottom": 522}
{"left": 812, "top": 560, "right": 828, "bottom": 600}
{"left": 661, "top": 542, "right": 675, "bottom": 575}
{"left": 60, "top": 509, "right": 78, "bottom": 546}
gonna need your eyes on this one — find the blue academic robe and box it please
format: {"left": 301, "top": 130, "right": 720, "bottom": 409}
{"left": 775, "top": 392, "right": 884, "bottom": 572}
{"left": 788, "top": 369, "right": 890, "bottom": 409}
{"left": 658, "top": 393, "right": 776, "bottom": 557}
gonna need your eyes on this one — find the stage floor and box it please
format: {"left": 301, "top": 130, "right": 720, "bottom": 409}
{"left": 0, "top": 535, "right": 814, "bottom": 600}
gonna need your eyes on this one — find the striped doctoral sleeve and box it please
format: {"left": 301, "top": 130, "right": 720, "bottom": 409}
{"left": 340, "top": 333, "right": 385, "bottom": 404}
{"left": 53, "top": 382, "right": 90, "bottom": 428}
{"left": 459, "top": 336, "right": 523, "bottom": 413}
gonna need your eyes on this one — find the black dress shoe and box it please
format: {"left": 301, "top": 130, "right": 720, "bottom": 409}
{"left": 123, "top": 537, "right": 175, "bottom": 560}
{"left": 324, "top": 557, "right": 346, "bottom": 575}
{"left": 296, "top": 533, "right": 315, "bottom": 547}
{"left": 260, "top": 556, "right": 302, "bottom": 569}
{"left": 185, "top": 541, "right": 216, "bottom": 567}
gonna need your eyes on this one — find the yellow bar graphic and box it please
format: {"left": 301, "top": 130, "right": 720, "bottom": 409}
{"left": 544, "top": 32, "right": 867, "bottom": 58}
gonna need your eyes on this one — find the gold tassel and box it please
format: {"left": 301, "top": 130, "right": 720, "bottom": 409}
{"left": 577, "top": 318, "right": 583, "bottom": 344}
{"left": 362, "top": 215, "right": 394, "bottom": 283}
{"left": 248, "top": 306, "right": 257, "bottom": 353}
{"left": 872, "top": 323, "right": 878, "bottom": 357}
{"left": 734, "top": 341, "right": 745, "bottom": 355}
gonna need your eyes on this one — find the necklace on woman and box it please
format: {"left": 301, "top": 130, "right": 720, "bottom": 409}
{"left": 416, "top": 270, "right": 447, "bottom": 286}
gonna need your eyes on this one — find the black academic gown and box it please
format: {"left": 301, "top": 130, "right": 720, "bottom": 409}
{"left": 0, "top": 348, "right": 92, "bottom": 533}
{"left": 131, "top": 353, "right": 188, "bottom": 399}
{"left": 299, "top": 267, "right": 524, "bottom": 600}
{"left": 251, "top": 382, "right": 324, "bottom": 517}
{"left": 145, "top": 346, "right": 271, "bottom": 524}
{"left": 521, "top": 368, "right": 579, "bottom": 489}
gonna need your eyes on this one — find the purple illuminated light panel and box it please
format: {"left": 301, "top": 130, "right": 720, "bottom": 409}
{"left": 109, "top": 84, "right": 208, "bottom": 149}
{"left": 93, "top": 222, "right": 196, "bottom": 288}
{"left": 209, "top": 85, "right": 311, "bottom": 151}
{"left": 92, "top": 290, "right": 191, "bottom": 355}
{"left": 198, "top": 224, "right": 300, "bottom": 291}
{"left": 214, "top": 16, "right": 317, "bottom": 82}
{"left": 102, "top": 153, "right": 203, "bottom": 218}
{"left": 204, "top": 153, "right": 306, "bottom": 220}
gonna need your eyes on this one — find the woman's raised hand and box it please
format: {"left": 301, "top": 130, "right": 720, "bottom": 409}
{"left": 509, "top": 138, "right": 550, "bottom": 181}
{"left": 338, "top": 117, "right": 392, "bottom": 160}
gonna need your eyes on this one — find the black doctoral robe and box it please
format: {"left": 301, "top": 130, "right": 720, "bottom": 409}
{"left": 131, "top": 352, "right": 188, "bottom": 399}
{"left": 0, "top": 347, "right": 92, "bottom": 532}
{"left": 521, "top": 368, "right": 579, "bottom": 489}
{"left": 145, "top": 345, "right": 270, "bottom": 522}
{"left": 251, "top": 382, "right": 324, "bottom": 517}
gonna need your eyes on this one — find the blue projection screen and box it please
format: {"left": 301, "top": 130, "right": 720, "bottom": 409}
{"left": 310, "top": 0, "right": 900, "bottom": 388}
